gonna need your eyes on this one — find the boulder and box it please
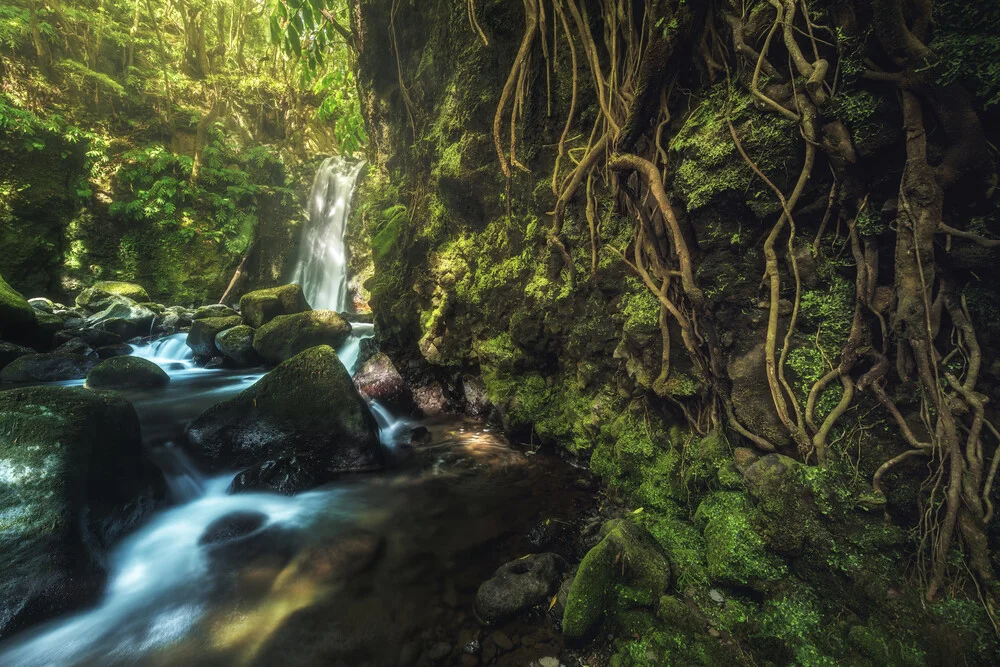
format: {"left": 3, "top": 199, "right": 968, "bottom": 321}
{"left": 0, "top": 353, "right": 97, "bottom": 383}
{"left": 186, "top": 345, "right": 383, "bottom": 494}
{"left": 186, "top": 316, "right": 243, "bottom": 358}
{"left": 0, "top": 342, "right": 35, "bottom": 372}
{"left": 0, "top": 386, "right": 164, "bottom": 637}
{"left": 562, "top": 520, "right": 670, "bottom": 641}
{"left": 353, "top": 351, "right": 414, "bottom": 413}
{"left": 85, "top": 356, "right": 170, "bottom": 390}
{"left": 193, "top": 304, "right": 238, "bottom": 320}
{"left": 84, "top": 297, "right": 157, "bottom": 339}
{"left": 0, "top": 274, "right": 36, "bottom": 332}
{"left": 215, "top": 325, "right": 261, "bottom": 367}
{"left": 54, "top": 338, "right": 98, "bottom": 358}
{"left": 240, "top": 284, "right": 310, "bottom": 328}
{"left": 27, "top": 298, "right": 54, "bottom": 314}
{"left": 55, "top": 328, "right": 123, "bottom": 349}
{"left": 252, "top": 310, "right": 352, "bottom": 364}
{"left": 95, "top": 343, "right": 134, "bottom": 359}
{"left": 474, "top": 553, "right": 564, "bottom": 625}
{"left": 75, "top": 281, "right": 150, "bottom": 310}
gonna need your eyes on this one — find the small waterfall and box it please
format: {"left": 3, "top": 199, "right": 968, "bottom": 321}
{"left": 292, "top": 156, "right": 366, "bottom": 311}
{"left": 130, "top": 333, "right": 196, "bottom": 370}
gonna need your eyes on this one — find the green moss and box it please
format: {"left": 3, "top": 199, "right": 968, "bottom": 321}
{"left": 0, "top": 272, "right": 36, "bottom": 326}
{"left": 694, "top": 491, "right": 786, "bottom": 587}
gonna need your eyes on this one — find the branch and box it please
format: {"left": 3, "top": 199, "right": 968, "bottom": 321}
{"left": 320, "top": 8, "right": 357, "bottom": 51}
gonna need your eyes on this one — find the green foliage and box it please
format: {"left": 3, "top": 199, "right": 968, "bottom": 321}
{"left": 694, "top": 491, "right": 786, "bottom": 587}
{"left": 932, "top": 1, "right": 1000, "bottom": 107}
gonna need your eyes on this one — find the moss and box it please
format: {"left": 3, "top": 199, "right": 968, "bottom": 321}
{"left": 0, "top": 272, "right": 36, "bottom": 327}
{"left": 85, "top": 355, "right": 169, "bottom": 389}
{"left": 694, "top": 491, "right": 786, "bottom": 588}
{"left": 371, "top": 205, "right": 406, "bottom": 262}
{"left": 847, "top": 624, "right": 925, "bottom": 666}
{"left": 239, "top": 283, "right": 309, "bottom": 328}
{"left": 562, "top": 519, "right": 670, "bottom": 641}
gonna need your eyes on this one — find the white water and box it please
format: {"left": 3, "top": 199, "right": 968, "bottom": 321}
{"left": 291, "top": 157, "right": 366, "bottom": 311}
{"left": 129, "top": 333, "right": 195, "bottom": 369}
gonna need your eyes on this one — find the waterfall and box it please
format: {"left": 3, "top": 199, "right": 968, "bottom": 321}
{"left": 292, "top": 156, "right": 366, "bottom": 311}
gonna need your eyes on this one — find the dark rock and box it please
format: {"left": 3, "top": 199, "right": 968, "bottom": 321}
{"left": 186, "top": 316, "right": 243, "bottom": 358}
{"left": 186, "top": 345, "right": 384, "bottom": 493}
{"left": 0, "top": 342, "right": 36, "bottom": 372}
{"left": 474, "top": 553, "right": 564, "bottom": 625}
{"left": 83, "top": 296, "right": 157, "bottom": 339}
{"left": 412, "top": 381, "right": 449, "bottom": 416}
{"left": 0, "top": 386, "right": 164, "bottom": 637}
{"left": 85, "top": 356, "right": 170, "bottom": 390}
{"left": 0, "top": 353, "right": 97, "bottom": 383}
{"left": 240, "top": 284, "right": 310, "bottom": 328}
{"left": 95, "top": 343, "right": 134, "bottom": 360}
{"left": 192, "top": 304, "right": 238, "bottom": 320}
{"left": 55, "top": 328, "right": 123, "bottom": 349}
{"left": 353, "top": 351, "right": 414, "bottom": 413}
{"left": 727, "top": 342, "right": 790, "bottom": 447}
{"left": 27, "top": 297, "right": 54, "bottom": 314}
{"left": 215, "top": 325, "right": 261, "bottom": 367}
{"left": 355, "top": 336, "right": 379, "bottom": 370}
{"left": 252, "top": 310, "right": 352, "bottom": 364}
{"left": 54, "top": 338, "right": 97, "bottom": 358}
{"left": 461, "top": 376, "right": 491, "bottom": 417}
{"left": 75, "top": 281, "right": 150, "bottom": 311}
{"left": 0, "top": 274, "right": 36, "bottom": 332}
{"left": 198, "top": 511, "right": 267, "bottom": 545}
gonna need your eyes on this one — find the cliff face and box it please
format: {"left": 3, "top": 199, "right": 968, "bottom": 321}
{"left": 353, "top": 0, "right": 1000, "bottom": 662}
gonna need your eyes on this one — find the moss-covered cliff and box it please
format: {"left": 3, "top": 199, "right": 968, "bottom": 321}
{"left": 351, "top": 0, "right": 1000, "bottom": 662}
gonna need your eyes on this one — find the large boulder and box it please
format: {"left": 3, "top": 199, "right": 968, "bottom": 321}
{"left": 353, "top": 351, "right": 415, "bottom": 413}
{"left": 474, "top": 553, "right": 564, "bottom": 625}
{"left": 186, "top": 345, "right": 383, "bottom": 494}
{"left": 215, "top": 325, "right": 261, "bottom": 367}
{"left": 84, "top": 297, "right": 157, "bottom": 340}
{"left": 0, "top": 342, "right": 35, "bottom": 373}
{"left": 75, "top": 281, "right": 150, "bottom": 311}
{"left": 0, "top": 274, "right": 36, "bottom": 332}
{"left": 0, "top": 387, "right": 164, "bottom": 637}
{"left": 240, "top": 284, "right": 310, "bottom": 328}
{"left": 252, "top": 310, "right": 352, "bottom": 364}
{"left": 192, "top": 304, "right": 238, "bottom": 320}
{"left": 0, "top": 353, "right": 97, "bottom": 383}
{"left": 85, "top": 356, "right": 170, "bottom": 390}
{"left": 186, "top": 316, "right": 243, "bottom": 358}
{"left": 55, "top": 328, "right": 123, "bottom": 349}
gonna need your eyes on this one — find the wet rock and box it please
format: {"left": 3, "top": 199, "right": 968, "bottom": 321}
{"left": 75, "top": 281, "right": 150, "bottom": 311}
{"left": 0, "top": 386, "right": 164, "bottom": 637}
{"left": 461, "top": 376, "right": 491, "bottom": 417}
{"left": 353, "top": 351, "right": 414, "bottom": 413}
{"left": 84, "top": 296, "right": 157, "bottom": 339}
{"left": 343, "top": 311, "right": 374, "bottom": 324}
{"left": 186, "top": 345, "right": 384, "bottom": 493}
{"left": 85, "top": 356, "right": 170, "bottom": 390}
{"left": 199, "top": 511, "right": 268, "bottom": 545}
{"left": 426, "top": 641, "right": 452, "bottom": 662}
{"left": 215, "top": 325, "right": 261, "bottom": 367}
{"left": 0, "top": 352, "right": 97, "bottom": 383}
{"left": 28, "top": 297, "right": 54, "bottom": 313}
{"left": 55, "top": 328, "right": 123, "bottom": 349}
{"left": 240, "top": 284, "right": 310, "bottom": 328}
{"left": 192, "top": 304, "right": 238, "bottom": 320}
{"left": 562, "top": 520, "right": 670, "bottom": 641}
{"left": 0, "top": 273, "right": 36, "bottom": 332}
{"left": 252, "top": 310, "right": 352, "bottom": 363}
{"left": 0, "top": 341, "right": 36, "bottom": 372}
{"left": 474, "top": 553, "right": 564, "bottom": 625}
{"left": 491, "top": 632, "right": 513, "bottom": 651}
{"left": 186, "top": 316, "right": 243, "bottom": 358}
{"left": 95, "top": 343, "right": 134, "bottom": 359}
{"left": 54, "top": 337, "right": 97, "bottom": 358}
{"left": 412, "top": 381, "right": 449, "bottom": 416}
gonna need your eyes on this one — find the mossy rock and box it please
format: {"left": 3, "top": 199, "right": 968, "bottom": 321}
{"left": 186, "top": 316, "right": 243, "bottom": 358}
{"left": 215, "top": 325, "right": 261, "bottom": 367}
{"left": 252, "top": 310, "right": 352, "bottom": 364}
{"left": 0, "top": 353, "right": 97, "bottom": 383}
{"left": 240, "top": 284, "right": 310, "bottom": 328}
{"left": 186, "top": 345, "right": 383, "bottom": 494}
{"left": 694, "top": 491, "right": 786, "bottom": 589}
{"left": 562, "top": 519, "right": 671, "bottom": 641}
{"left": 0, "top": 273, "right": 36, "bottom": 330}
{"left": 192, "top": 304, "right": 238, "bottom": 320}
{"left": 75, "top": 281, "right": 150, "bottom": 310}
{"left": 85, "top": 356, "right": 169, "bottom": 390}
{"left": 0, "top": 341, "right": 35, "bottom": 372}
{"left": 0, "top": 386, "right": 164, "bottom": 636}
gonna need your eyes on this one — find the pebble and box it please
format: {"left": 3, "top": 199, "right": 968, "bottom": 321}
{"left": 492, "top": 632, "right": 513, "bottom": 651}
{"left": 538, "top": 658, "right": 560, "bottom": 667}
{"left": 709, "top": 588, "right": 725, "bottom": 604}
{"left": 427, "top": 641, "right": 451, "bottom": 661}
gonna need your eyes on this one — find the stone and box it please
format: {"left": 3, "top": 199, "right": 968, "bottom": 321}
{"left": 353, "top": 351, "right": 414, "bottom": 413}
{"left": 727, "top": 342, "right": 791, "bottom": 447}
{"left": 54, "top": 338, "right": 97, "bottom": 358}
{"left": 192, "top": 304, "right": 238, "bottom": 320}
{"left": 186, "top": 345, "right": 383, "bottom": 494}
{"left": 0, "top": 342, "right": 35, "bottom": 372}
{"left": 83, "top": 296, "right": 157, "bottom": 339}
{"left": 0, "top": 353, "right": 97, "bottom": 383}
{"left": 0, "top": 386, "right": 163, "bottom": 637}
{"left": 27, "top": 297, "right": 54, "bottom": 313}
{"left": 198, "top": 511, "right": 268, "bottom": 545}
{"left": 0, "top": 273, "right": 36, "bottom": 332}
{"left": 239, "top": 284, "right": 310, "bottom": 328}
{"left": 474, "top": 553, "right": 564, "bottom": 625}
{"left": 562, "top": 520, "right": 670, "bottom": 641}
{"left": 215, "top": 325, "right": 261, "bottom": 367}
{"left": 54, "top": 328, "right": 123, "bottom": 349}
{"left": 186, "top": 316, "right": 243, "bottom": 358}
{"left": 95, "top": 344, "right": 134, "bottom": 360}
{"left": 75, "top": 281, "right": 150, "bottom": 310}
{"left": 85, "top": 356, "right": 170, "bottom": 390}
{"left": 252, "top": 310, "right": 352, "bottom": 364}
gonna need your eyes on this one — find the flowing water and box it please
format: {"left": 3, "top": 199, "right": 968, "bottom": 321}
{"left": 291, "top": 157, "right": 366, "bottom": 311}
{"left": 0, "top": 157, "right": 596, "bottom": 666}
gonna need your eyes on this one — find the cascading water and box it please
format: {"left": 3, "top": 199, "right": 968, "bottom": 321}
{"left": 291, "top": 156, "right": 366, "bottom": 311}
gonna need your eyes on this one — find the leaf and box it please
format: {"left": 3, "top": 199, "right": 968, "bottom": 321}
{"left": 548, "top": 595, "right": 558, "bottom": 611}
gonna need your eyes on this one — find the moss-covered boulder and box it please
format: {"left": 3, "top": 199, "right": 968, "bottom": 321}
{"left": 215, "top": 325, "right": 261, "bottom": 367}
{"left": 562, "top": 519, "right": 671, "bottom": 641}
{"left": 0, "top": 342, "right": 35, "bottom": 372}
{"left": 186, "top": 316, "right": 243, "bottom": 358}
{"left": 185, "top": 345, "right": 383, "bottom": 494}
{"left": 75, "top": 281, "right": 150, "bottom": 311}
{"left": 192, "top": 304, "right": 238, "bottom": 320}
{"left": 240, "top": 284, "right": 310, "bottom": 328}
{"left": 0, "top": 273, "right": 36, "bottom": 331}
{"left": 83, "top": 296, "right": 157, "bottom": 341}
{"left": 252, "top": 310, "right": 352, "bottom": 364}
{"left": 27, "top": 297, "right": 54, "bottom": 314}
{"left": 0, "top": 386, "right": 164, "bottom": 637}
{"left": 0, "top": 353, "right": 97, "bottom": 383}
{"left": 694, "top": 491, "right": 786, "bottom": 589}
{"left": 85, "top": 356, "right": 170, "bottom": 390}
